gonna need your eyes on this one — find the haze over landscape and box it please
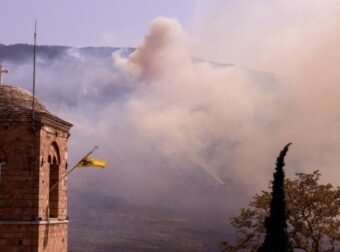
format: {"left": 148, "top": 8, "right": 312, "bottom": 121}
{"left": 1, "top": 0, "right": 340, "bottom": 251}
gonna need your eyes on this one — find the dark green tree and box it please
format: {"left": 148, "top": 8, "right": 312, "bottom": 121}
{"left": 257, "top": 143, "right": 293, "bottom": 252}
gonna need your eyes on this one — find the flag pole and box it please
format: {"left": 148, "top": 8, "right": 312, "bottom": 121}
{"left": 49, "top": 146, "right": 98, "bottom": 193}
{"left": 32, "top": 20, "right": 37, "bottom": 129}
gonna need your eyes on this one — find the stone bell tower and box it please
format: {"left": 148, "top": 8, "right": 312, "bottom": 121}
{"left": 0, "top": 81, "right": 72, "bottom": 251}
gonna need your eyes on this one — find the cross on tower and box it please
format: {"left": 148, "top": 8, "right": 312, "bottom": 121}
{"left": 0, "top": 64, "right": 8, "bottom": 85}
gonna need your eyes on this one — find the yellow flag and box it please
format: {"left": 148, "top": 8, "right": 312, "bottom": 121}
{"left": 76, "top": 156, "right": 107, "bottom": 168}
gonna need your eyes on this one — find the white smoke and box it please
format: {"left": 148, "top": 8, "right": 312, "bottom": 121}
{"left": 112, "top": 17, "right": 285, "bottom": 187}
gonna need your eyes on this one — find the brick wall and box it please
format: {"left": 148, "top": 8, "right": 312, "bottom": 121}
{"left": 0, "top": 117, "right": 71, "bottom": 251}
{"left": 0, "top": 121, "right": 40, "bottom": 221}
{"left": 0, "top": 221, "right": 68, "bottom": 252}
{"left": 38, "top": 125, "right": 69, "bottom": 221}
{"left": 0, "top": 223, "right": 39, "bottom": 252}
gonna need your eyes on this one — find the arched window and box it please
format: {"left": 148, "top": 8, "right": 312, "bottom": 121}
{"left": 0, "top": 147, "right": 7, "bottom": 183}
{"left": 48, "top": 142, "right": 60, "bottom": 218}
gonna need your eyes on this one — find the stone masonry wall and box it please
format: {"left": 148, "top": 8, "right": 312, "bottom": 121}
{"left": 0, "top": 85, "right": 71, "bottom": 252}
{"left": 0, "top": 121, "right": 40, "bottom": 221}
{"left": 0, "top": 121, "right": 70, "bottom": 252}
{"left": 38, "top": 125, "right": 69, "bottom": 221}
{"left": 38, "top": 222, "right": 68, "bottom": 252}
{"left": 0, "top": 222, "right": 68, "bottom": 252}
{"left": 0, "top": 223, "right": 39, "bottom": 252}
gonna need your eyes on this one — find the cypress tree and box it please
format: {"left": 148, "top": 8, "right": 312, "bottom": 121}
{"left": 258, "top": 143, "right": 293, "bottom": 252}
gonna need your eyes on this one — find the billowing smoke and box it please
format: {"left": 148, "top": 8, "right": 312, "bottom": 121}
{"left": 113, "top": 17, "right": 283, "bottom": 187}
{"left": 189, "top": 0, "right": 340, "bottom": 187}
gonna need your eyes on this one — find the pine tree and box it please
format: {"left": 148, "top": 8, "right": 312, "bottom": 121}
{"left": 257, "top": 143, "right": 293, "bottom": 252}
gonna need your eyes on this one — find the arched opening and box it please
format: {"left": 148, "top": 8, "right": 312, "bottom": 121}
{"left": 0, "top": 146, "right": 7, "bottom": 183}
{"left": 48, "top": 142, "right": 60, "bottom": 218}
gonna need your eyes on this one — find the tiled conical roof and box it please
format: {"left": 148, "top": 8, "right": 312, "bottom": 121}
{"left": 0, "top": 85, "right": 49, "bottom": 117}
{"left": 0, "top": 85, "right": 72, "bottom": 129}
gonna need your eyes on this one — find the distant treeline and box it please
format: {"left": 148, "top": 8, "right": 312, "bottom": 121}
{"left": 0, "top": 44, "right": 134, "bottom": 64}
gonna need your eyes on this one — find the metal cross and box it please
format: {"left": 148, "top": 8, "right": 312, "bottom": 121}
{"left": 0, "top": 64, "right": 8, "bottom": 85}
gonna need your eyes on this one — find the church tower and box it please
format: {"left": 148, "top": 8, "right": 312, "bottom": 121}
{"left": 0, "top": 80, "right": 72, "bottom": 251}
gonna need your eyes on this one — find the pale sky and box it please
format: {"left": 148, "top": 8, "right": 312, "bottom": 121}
{"left": 1, "top": 1, "right": 335, "bottom": 68}
{"left": 0, "top": 0, "right": 199, "bottom": 47}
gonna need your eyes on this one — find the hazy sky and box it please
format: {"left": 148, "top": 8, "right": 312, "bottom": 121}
{"left": 2, "top": 0, "right": 334, "bottom": 68}
{"left": 1, "top": 0, "right": 199, "bottom": 47}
